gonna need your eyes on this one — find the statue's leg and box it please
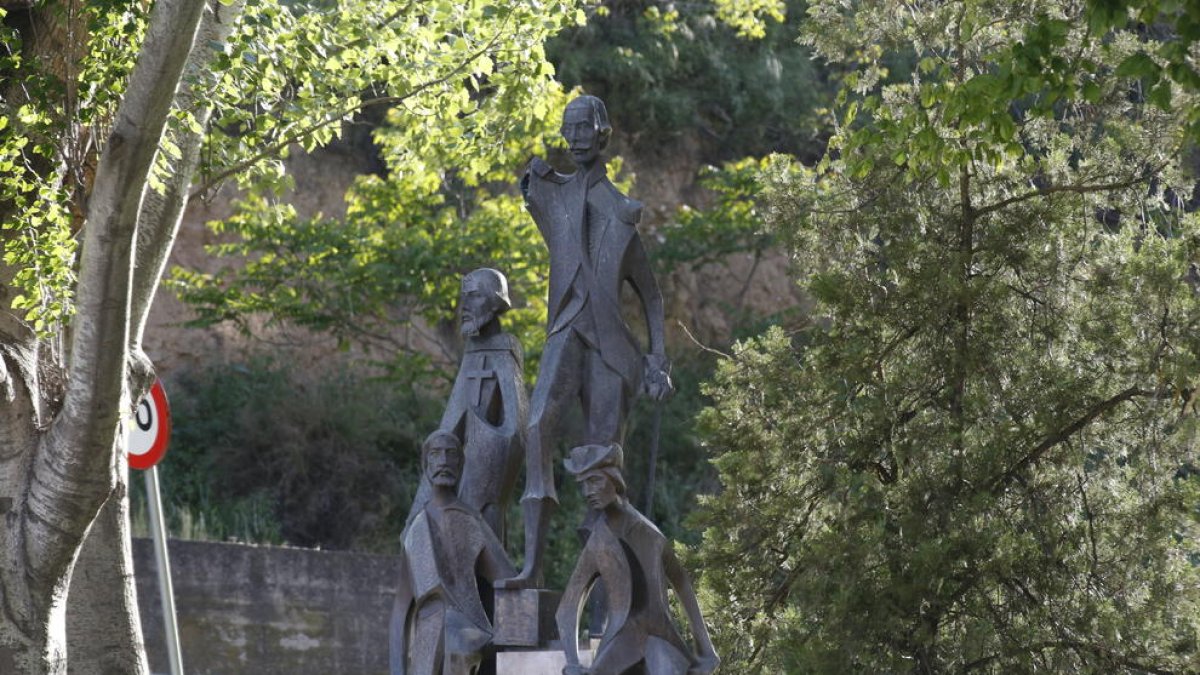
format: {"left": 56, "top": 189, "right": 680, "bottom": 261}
{"left": 410, "top": 601, "right": 446, "bottom": 675}
{"left": 643, "top": 636, "right": 690, "bottom": 675}
{"left": 580, "top": 352, "right": 631, "bottom": 446}
{"left": 588, "top": 629, "right": 647, "bottom": 675}
{"left": 501, "top": 331, "right": 582, "bottom": 587}
{"left": 580, "top": 355, "right": 631, "bottom": 635}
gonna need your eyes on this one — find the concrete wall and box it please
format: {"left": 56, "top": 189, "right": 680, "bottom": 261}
{"left": 133, "top": 538, "right": 398, "bottom": 675}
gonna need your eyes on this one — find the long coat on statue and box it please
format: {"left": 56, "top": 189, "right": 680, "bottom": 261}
{"left": 520, "top": 158, "right": 665, "bottom": 503}
{"left": 389, "top": 499, "right": 515, "bottom": 675}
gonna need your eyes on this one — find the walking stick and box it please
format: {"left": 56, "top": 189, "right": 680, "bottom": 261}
{"left": 642, "top": 401, "right": 663, "bottom": 515}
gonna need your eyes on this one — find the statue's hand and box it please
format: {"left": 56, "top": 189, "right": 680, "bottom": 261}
{"left": 688, "top": 654, "right": 720, "bottom": 675}
{"left": 642, "top": 353, "right": 674, "bottom": 402}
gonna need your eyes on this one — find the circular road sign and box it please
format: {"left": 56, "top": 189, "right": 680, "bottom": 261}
{"left": 127, "top": 379, "right": 172, "bottom": 470}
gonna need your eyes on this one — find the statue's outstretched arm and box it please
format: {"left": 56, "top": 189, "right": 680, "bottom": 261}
{"left": 623, "top": 237, "right": 666, "bottom": 357}
{"left": 556, "top": 550, "right": 600, "bottom": 672}
{"left": 664, "top": 547, "right": 720, "bottom": 674}
{"left": 478, "top": 525, "right": 517, "bottom": 582}
{"left": 439, "top": 366, "right": 469, "bottom": 439}
{"left": 497, "top": 351, "right": 527, "bottom": 439}
{"left": 624, "top": 238, "right": 673, "bottom": 401}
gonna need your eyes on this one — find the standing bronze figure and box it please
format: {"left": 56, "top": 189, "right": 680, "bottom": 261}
{"left": 389, "top": 431, "right": 516, "bottom": 675}
{"left": 555, "top": 444, "right": 718, "bottom": 675}
{"left": 504, "top": 95, "right": 673, "bottom": 588}
{"left": 406, "top": 268, "right": 527, "bottom": 543}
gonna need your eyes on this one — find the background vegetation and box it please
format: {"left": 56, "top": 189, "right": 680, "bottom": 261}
{"left": 690, "top": 0, "right": 1200, "bottom": 671}
{"left": 110, "top": 0, "right": 1200, "bottom": 671}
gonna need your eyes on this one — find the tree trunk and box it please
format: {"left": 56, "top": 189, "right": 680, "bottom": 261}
{"left": 66, "top": 479, "right": 148, "bottom": 675}
{"left": 65, "top": 3, "right": 244, "bottom": 671}
{"left": 0, "top": 329, "right": 49, "bottom": 672}
{"left": 0, "top": 1, "right": 207, "bottom": 672}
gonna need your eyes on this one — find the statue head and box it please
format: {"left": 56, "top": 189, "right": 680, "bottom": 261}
{"left": 422, "top": 430, "right": 463, "bottom": 489}
{"left": 565, "top": 443, "right": 626, "bottom": 511}
{"left": 459, "top": 268, "right": 511, "bottom": 337}
{"left": 560, "top": 95, "right": 611, "bottom": 169}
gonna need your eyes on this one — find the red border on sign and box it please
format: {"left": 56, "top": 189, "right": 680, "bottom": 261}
{"left": 129, "top": 380, "right": 172, "bottom": 470}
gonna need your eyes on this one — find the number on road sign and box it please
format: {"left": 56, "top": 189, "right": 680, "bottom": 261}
{"left": 126, "top": 380, "right": 172, "bottom": 470}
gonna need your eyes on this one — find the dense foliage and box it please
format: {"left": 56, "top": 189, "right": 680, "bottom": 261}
{"left": 135, "top": 360, "right": 434, "bottom": 549}
{"left": 550, "top": 0, "right": 832, "bottom": 161}
{"left": 168, "top": 0, "right": 820, "bottom": 380}
{"left": 691, "top": 0, "right": 1200, "bottom": 671}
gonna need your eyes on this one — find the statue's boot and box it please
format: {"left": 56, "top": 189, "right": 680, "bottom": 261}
{"left": 498, "top": 497, "right": 555, "bottom": 589}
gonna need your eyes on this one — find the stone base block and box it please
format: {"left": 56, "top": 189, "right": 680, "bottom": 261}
{"left": 493, "top": 588, "right": 561, "bottom": 647}
{"left": 497, "top": 648, "right": 592, "bottom": 674}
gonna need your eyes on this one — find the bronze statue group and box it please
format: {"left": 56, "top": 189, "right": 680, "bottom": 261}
{"left": 388, "top": 96, "right": 720, "bottom": 675}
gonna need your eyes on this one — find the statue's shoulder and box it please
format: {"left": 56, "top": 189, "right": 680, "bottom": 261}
{"left": 618, "top": 196, "right": 643, "bottom": 226}
{"left": 498, "top": 332, "right": 523, "bottom": 360}
{"left": 603, "top": 182, "right": 642, "bottom": 226}
{"left": 490, "top": 332, "right": 524, "bottom": 373}
{"left": 528, "top": 157, "right": 552, "bottom": 177}
{"left": 467, "top": 332, "right": 523, "bottom": 363}
{"left": 622, "top": 503, "right": 665, "bottom": 543}
{"left": 527, "top": 157, "right": 571, "bottom": 184}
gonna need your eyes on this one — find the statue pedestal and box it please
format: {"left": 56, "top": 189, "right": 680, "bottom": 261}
{"left": 493, "top": 588, "right": 561, "bottom": 647}
{"left": 496, "top": 646, "right": 593, "bottom": 674}
{"left": 493, "top": 588, "right": 595, "bottom": 673}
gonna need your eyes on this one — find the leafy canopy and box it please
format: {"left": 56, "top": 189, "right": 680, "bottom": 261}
{"left": 1, "top": 0, "right": 585, "bottom": 340}
{"left": 162, "top": 0, "right": 593, "bottom": 380}
{"left": 0, "top": 1, "right": 156, "bottom": 332}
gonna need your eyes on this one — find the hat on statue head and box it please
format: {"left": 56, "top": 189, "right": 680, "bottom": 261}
{"left": 463, "top": 267, "right": 511, "bottom": 313}
{"left": 565, "top": 443, "right": 626, "bottom": 495}
{"left": 423, "top": 429, "right": 460, "bottom": 451}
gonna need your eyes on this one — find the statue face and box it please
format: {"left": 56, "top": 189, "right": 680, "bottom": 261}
{"left": 424, "top": 441, "right": 463, "bottom": 488}
{"left": 459, "top": 278, "right": 499, "bottom": 337}
{"left": 580, "top": 470, "right": 619, "bottom": 511}
{"left": 560, "top": 103, "right": 602, "bottom": 168}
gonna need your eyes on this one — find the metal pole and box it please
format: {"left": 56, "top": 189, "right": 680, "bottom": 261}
{"left": 145, "top": 465, "right": 184, "bottom": 675}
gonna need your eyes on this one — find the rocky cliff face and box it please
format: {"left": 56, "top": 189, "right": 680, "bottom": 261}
{"left": 143, "top": 144, "right": 377, "bottom": 377}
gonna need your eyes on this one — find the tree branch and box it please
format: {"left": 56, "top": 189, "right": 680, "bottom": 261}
{"left": 987, "top": 386, "right": 1152, "bottom": 493}
{"left": 973, "top": 164, "right": 1167, "bottom": 219}
{"left": 130, "top": 0, "right": 246, "bottom": 374}
{"left": 30, "top": 0, "right": 207, "bottom": 574}
{"left": 188, "top": 17, "right": 512, "bottom": 199}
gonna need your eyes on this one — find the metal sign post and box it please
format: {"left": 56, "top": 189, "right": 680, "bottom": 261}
{"left": 127, "top": 379, "right": 183, "bottom": 675}
{"left": 144, "top": 465, "right": 184, "bottom": 675}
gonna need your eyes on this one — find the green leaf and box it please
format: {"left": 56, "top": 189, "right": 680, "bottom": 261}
{"left": 1116, "top": 53, "right": 1162, "bottom": 79}
{"left": 1147, "top": 81, "right": 1173, "bottom": 109}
